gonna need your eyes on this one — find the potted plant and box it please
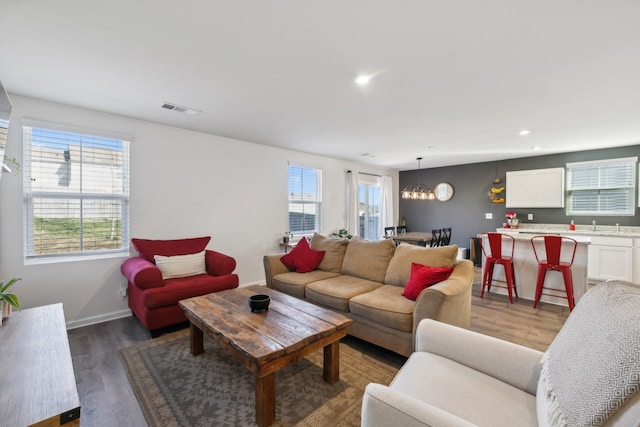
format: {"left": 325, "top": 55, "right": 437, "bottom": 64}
{"left": 332, "top": 229, "right": 353, "bottom": 239}
{"left": 0, "top": 277, "right": 21, "bottom": 325}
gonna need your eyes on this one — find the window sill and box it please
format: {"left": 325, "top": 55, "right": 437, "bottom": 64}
{"left": 24, "top": 250, "right": 131, "bottom": 265}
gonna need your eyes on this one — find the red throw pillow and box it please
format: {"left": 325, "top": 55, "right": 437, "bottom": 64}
{"left": 132, "top": 236, "right": 211, "bottom": 262}
{"left": 280, "top": 237, "right": 326, "bottom": 273}
{"left": 402, "top": 262, "right": 454, "bottom": 301}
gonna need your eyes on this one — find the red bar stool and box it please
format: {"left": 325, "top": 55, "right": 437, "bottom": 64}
{"left": 477, "top": 233, "right": 518, "bottom": 303}
{"left": 530, "top": 235, "right": 577, "bottom": 311}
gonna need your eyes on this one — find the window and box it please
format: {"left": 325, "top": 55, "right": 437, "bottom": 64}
{"left": 23, "top": 122, "right": 130, "bottom": 260}
{"left": 358, "top": 174, "right": 381, "bottom": 240}
{"left": 288, "top": 163, "right": 322, "bottom": 235}
{"left": 566, "top": 157, "right": 637, "bottom": 216}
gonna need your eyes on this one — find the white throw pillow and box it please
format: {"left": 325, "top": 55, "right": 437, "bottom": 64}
{"left": 154, "top": 251, "right": 207, "bottom": 279}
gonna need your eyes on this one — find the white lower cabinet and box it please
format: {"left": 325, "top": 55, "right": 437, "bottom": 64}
{"left": 587, "top": 236, "right": 634, "bottom": 283}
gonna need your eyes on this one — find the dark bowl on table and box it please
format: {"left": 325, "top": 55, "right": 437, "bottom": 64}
{"left": 249, "top": 294, "right": 270, "bottom": 312}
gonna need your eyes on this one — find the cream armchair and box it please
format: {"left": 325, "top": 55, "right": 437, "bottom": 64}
{"left": 362, "top": 281, "right": 640, "bottom": 427}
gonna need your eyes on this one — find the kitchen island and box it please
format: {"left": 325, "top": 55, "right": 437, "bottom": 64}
{"left": 481, "top": 231, "right": 590, "bottom": 308}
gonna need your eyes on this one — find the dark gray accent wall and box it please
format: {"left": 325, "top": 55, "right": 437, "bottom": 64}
{"left": 399, "top": 145, "right": 640, "bottom": 250}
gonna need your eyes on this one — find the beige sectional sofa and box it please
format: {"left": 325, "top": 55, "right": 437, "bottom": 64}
{"left": 263, "top": 233, "right": 474, "bottom": 356}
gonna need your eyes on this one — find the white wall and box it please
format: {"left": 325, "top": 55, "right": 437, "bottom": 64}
{"left": 0, "top": 95, "right": 399, "bottom": 328}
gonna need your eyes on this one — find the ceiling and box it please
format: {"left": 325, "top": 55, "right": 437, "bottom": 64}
{"left": 1, "top": 1, "right": 639, "bottom": 171}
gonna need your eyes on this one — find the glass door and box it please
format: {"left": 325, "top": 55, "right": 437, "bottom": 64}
{"left": 358, "top": 174, "right": 381, "bottom": 240}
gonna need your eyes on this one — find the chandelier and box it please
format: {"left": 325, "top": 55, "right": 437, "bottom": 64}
{"left": 401, "top": 157, "right": 435, "bottom": 200}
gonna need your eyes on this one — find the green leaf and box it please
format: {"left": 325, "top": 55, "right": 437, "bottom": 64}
{"left": 0, "top": 277, "right": 20, "bottom": 293}
{"left": 1, "top": 292, "right": 20, "bottom": 310}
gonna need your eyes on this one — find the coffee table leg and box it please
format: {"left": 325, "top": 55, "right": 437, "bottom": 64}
{"left": 255, "top": 373, "right": 275, "bottom": 427}
{"left": 323, "top": 341, "right": 340, "bottom": 384}
{"left": 189, "top": 322, "right": 204, "bottom": 356}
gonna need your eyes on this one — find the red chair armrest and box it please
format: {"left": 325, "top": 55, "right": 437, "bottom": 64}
{"left": 121, "top": 257, "right": 163, "bottom": 289}
{"left": 205, "top": 250, "right": 237, "bottom": 276}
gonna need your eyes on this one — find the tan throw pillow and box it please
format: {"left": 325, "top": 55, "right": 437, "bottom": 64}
{"left": 341, "top": 237, "right": 396, "bottom": 283}
{"left": 154, "top": 251, "right": 207, "bottom": 279}
{"left": 310, "top": 233, "right": 349, "bottom": 273}
{"left": 384, "top": 244, "right": 459, "bottom": 286}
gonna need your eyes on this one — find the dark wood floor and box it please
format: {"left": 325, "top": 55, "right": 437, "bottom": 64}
{"left": 67, "top": 267, "right": 569, "bottom": 426}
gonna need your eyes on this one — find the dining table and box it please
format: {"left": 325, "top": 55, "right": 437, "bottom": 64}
{"left": 386, "top": 231, "right": 433, "bottom": 247}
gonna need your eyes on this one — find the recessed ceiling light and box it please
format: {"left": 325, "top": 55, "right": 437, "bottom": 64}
{"left": 355, "top": 75, "right": 371, "bottom": 85}
{"left": 531, "top": 146, "right": 542, "bottom": 151}
{"left": 519, "top": 129, "right": 531, "bottom": 136}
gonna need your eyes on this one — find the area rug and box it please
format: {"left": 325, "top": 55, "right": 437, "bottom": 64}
{"left": 119, "top": 329, "right": 398, "bottom": 426}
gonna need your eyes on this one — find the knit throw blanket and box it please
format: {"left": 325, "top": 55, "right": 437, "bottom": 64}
{"left": 539, "top": 281, "right": 640, "bottom": 426}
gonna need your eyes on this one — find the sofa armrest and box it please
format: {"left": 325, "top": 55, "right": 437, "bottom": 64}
{"left": 121, "top": 257, "right": 163, "bottom": 290}
{"left": 413, "top": 260, "right": 474, "bottom": 331}
{"left": 362, "top": 383, "right": 478, "bottom": 427}
{"left": 415, "top": 319, "right": 544, "bottom": 395}
{"left": 263, "top": 254, "right": 290, "bottom": 287}
{"left": 205, "top": 250, "right": 237, "bottom": 276}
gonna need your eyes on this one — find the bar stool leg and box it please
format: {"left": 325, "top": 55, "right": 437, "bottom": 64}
{"left": 504, "top": 262, "right": 514, "bottom": 303}
{"left": 481, "top": 261, "right": 492, "bottom": 298}
{"left": 511, "top": 262, "right": 518, "bottom": 299}
{"left": 561, "top": 268, "right": 575, "bottom": 311}
{"left": 533, "top": 266, "right": 547, "bottom": 308}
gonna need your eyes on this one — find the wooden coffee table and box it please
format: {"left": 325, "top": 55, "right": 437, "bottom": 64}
{"left": 179, "top": 285, "right": 353, "bottom": 427}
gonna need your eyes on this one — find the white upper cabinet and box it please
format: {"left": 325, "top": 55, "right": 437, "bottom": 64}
{"left": 506, "top": 167, "right": 565, "bottom": 208}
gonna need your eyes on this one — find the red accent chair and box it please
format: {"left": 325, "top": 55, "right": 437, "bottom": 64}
{"left": 478, "top": 232, "right": 518, "bottom": 303}
{"left": 121, "top": 236, "right": 239, "bottom": 335}
{"left": 530, "top": 235, "right": 577, "bottom": 311}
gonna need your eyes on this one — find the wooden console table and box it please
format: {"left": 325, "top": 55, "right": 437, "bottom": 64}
{"left": 0, "top": 303, "right": 81, "bottom": 426}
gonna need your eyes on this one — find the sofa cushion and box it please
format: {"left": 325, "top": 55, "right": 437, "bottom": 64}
{"left": 384, "top": 244, "right": 459, "bottom": 287}
{"left": 270, "top": 270, "right": 342, "bottom": 299}
{"left": 280, "top": 237, "right": 326, "bottom": 273}
{"left": 402, "top": 263, "right": 454, "bottom": 301}
{"left": 349, "top": 285, "right": 415, "bottom": 332}
{"left": 154, "top": 251, "right": 207, "bottom": 279}
{"left": 341, "top": 237, "right": 396, "bottom": 283}
{"left": 306, "top": 275, "right": 383, "bottom": 312}
{"left": 390, "top": 351, "right": 538, "bottom": 426}
{"left": 310, "top": 233, "right": 349, "bottom": 273}
{"left": 132, "top": 236, "right": 211, "bottom": 262}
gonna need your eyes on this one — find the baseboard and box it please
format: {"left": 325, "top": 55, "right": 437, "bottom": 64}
{"left": 66, "top": 309, "right": 132, "bottom": 330}
{"left": 240, "top": 280, "right": 266, "bottom": 287}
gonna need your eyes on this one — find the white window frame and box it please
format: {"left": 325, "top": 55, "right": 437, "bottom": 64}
{"left": 566, "top": 157, "right": 637, "bottom": 216}
{"left": 288, "top": 162, "right": 322, "bottom": 236}
{"left": 23, "top": 120, "right": 130, "bottom": 262}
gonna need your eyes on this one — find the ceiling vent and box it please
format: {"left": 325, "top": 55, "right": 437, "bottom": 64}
{"left": 161, "top": 102, "right": 202, "bottom": 115}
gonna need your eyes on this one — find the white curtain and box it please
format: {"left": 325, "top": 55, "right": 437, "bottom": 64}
{"left": 347, "top": 171, "right": 360, "bottom": 236}
{"left": 380, "top": 175, "right": 394, "bottom": 236}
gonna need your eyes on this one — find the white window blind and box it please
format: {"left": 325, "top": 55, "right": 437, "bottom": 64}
{"left": 288, "top": 163, "right": 322, "bottom": 235}
{"left": 23, "top": 123, "right": 130, "bottom": 259}
{"left": 566, "top": 157, "right": 637, "bottom": 216}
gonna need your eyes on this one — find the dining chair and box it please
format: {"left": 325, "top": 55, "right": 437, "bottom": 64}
{"left": 439, "top": 228, "right": 452, "bottom": 246}
{"left": 430, "top": 229, "right": 442, "bottom": 247}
